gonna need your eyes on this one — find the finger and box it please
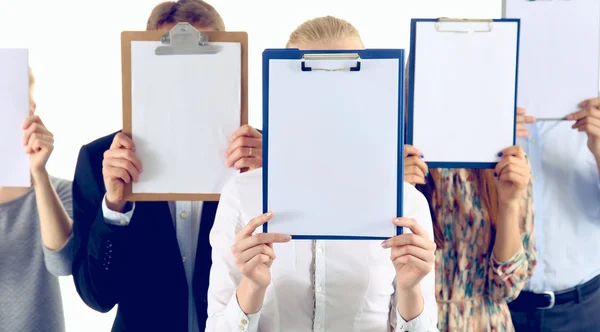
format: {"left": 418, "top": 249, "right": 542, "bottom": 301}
{"left": 240, "top": 254, "right": 267, "bottom": 275}
{"left": 405, "top": 156, "right": 428, "bottom": 175}
{"left": 404, "top": 144, "right": 423, "bottom": 158}
{"left": 494, "top": 155, "right": 528, "bottom": 177}
{"left": 103, "top": 149, "right": 143, "bottom": 173}
{"left": 225, "top": 136, "right": 261, "bottom": 157}
{"left": 393, "top": 254, "right": 432, "bottom": 273}
{"left": 111, "top": 133, "right": 136, "bottom": 151}
{"left": 383, "top": 231, "right": 435, "bottom": 251}
{"left": 22, "top": 122, "right": 49, "bottom": 146}
{"left": 405, "top": 173, "right": 426, "bottom": 186}
{"left": 567, "top": 108, "right": 599, "bottom": 121}
{"left": 575, "top": 122, "right": 600, "bottom": 137}
{"left": 21, "top": 115, "right": 44, "bottom": 130}
{"left": 235, "top": 232, "right": 292, "bottom": 253}
{"left": 103, "top": 158, "right": 141, "bottom": 182}
{"left": 238, "top": 212, "right": 274, "bottom": 238}
{"left": 229, "top": 125, "right": 261, "bottom": 142}
{"left": 391, "top": 218, "right": 429, "bottom": 238}
{"left": 227, "top": 146, "right": 261, "bottom": 167}
{"left": 103, "top": 165, "right": 132, "bottom": 184}
{"left": 579, "top": 98, "right": 600, "bottom": 109}
{"left": 233, "top": 156, "right": 261, "bottom": 170}
{"left": 235, "top": 244, "right": 276, "bottom": 264}
{"left": 31, "top": 139, "right": 53, "bottom": 153}
{"left": 498, "top": 170, "right": 529, "bottom": 186}
{"left": 573, "top": 116, "right": 600, "bottom": 132}
{"left": 390, "top": 244, "right": 435, "bottom": 263}
{"left": 516, "top": 126, "right": 530, "bottom": 138}
{"left": 517, "top": 107, "right": 525, "bottom": 116}
{"left": 498, "top": 145, "right": 525, "bottom": 160}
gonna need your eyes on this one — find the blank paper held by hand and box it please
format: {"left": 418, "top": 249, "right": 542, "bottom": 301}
{"left": 0, "top": 49, "right": 30, "bottom": 187}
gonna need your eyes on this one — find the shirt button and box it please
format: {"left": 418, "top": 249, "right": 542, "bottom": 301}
{"left": 238, "top": 324, "right": 245, "bottom": 331}
{"left": 316, "top": 247, "right": 323, "bottom": 254}
{"left": 315, "top": 323, "right": 322, "bottom": 329}
{"left": 182, "top": 256, "right": 187, "bottom": 263}
{"left": 180, "top": 211, "right": 187, "bottom": 219}
{"left": 120, "top": 219, "right": 127, "bottom": 225}
{"left": 316, "top": 285, "right": 323, "bottom": 292}
{"left": 241, "top": 319, "right": 247, "bottom": 325}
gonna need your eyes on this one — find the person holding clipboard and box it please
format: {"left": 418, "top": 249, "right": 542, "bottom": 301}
{"left": 70, "top": 1, "right": 262, "bottom": 331}
{"left": 206, "top": 16, "right": 438, "bottom": 332}
{"left": 0, "top": 67, "right": 74, "bottom": 332}
{"left": 405, "top": 111, "right": 534, "bottom": 331}
{"left": 508, "top": 104, "right": 600, "bottom": 331}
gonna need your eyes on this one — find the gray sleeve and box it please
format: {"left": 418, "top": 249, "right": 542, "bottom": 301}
{"left": 42, "top": 177, "right": 75, "bottom": 277}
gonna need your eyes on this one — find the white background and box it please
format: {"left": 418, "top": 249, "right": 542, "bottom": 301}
{"left": 0, "top": 0, "right": 500, "bottom": 330}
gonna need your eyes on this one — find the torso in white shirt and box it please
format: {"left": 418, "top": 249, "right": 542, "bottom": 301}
{"left": 207, "top": 169, "right": 438, "bottom": 332}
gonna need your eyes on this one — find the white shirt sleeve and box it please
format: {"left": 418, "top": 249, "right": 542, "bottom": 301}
{"left": 101, "top": 194, "right": 135, "bottom": 226}
{"left": 391, "top": 184, "right": 439, "bottom": 332}
{"left": 205, "top": 177, "right": 261, "bottom": 332}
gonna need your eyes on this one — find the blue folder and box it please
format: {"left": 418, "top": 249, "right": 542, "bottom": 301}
{"left": 406, "top": 18, "right": 520, "bottom": 169}
{"left": 262, "top": 48, "right": 405, "bottom": 240}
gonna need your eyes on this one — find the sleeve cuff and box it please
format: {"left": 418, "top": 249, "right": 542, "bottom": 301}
{"left": 102, "top": 194, "right": 135, "bottom": 226}
{"left": 223, "top": 290, "right": 261, "bottom": 332}
{"left": 42, "top": 232, "right": 75, "bottom": 276}
{"left": 491, "top": 246, "right": 526, "bottom": 280}
{"left": 395, "top": 306, "right": 437, "bottom": 332}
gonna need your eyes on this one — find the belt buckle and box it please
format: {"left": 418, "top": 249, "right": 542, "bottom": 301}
{"left": 539, "top": 291, "right": 555, "bottom": 310}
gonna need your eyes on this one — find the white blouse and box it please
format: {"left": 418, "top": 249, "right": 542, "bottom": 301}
{"left": 206, "top": 169, "right": 438, "bottom": 332}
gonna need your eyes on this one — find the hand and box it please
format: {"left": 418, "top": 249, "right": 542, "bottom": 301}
{"left": 232, "top": 212, "right": 291, "bottom": 289}
{"left": 494, "top": 146, "right": 530, "bottom": 205}
{"left": 225, "top": 125, "right": 262, "bottom": 171}
{"left": 516, "top": 107, "right": 535, "bottom": 138}
{"left": 102, "top": 133, "right": 142, "bottom": 212}
{"left": 567, "top": 99, "right": 600, "bottom": 158}
{"left": 404, "top": 145, "right": 428, "bottom": 186}
{"left": 21, "top": 115, "right": 54, "bottom": 177}
{"left": 382, "top": 218, "right": 436, "bottom": 291}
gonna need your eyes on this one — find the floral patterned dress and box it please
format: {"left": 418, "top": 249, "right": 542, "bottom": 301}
{"left": 424, "top": 168, "right": 536, "bottom": 332}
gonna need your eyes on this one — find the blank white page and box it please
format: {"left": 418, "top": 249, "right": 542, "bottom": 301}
{"left": 412, "top": 21, "right": 518, "bottom": 165}
{"left": 505, "top": 0, "right": 600, "bottom": 118}
{"left": 131, "top": 42, "right": 240, "bottom": 194}
{"left": 0, "top": 49, "right": 29, "bottom": 187}
{"left": 267, "top": 58, "right": 400, "bottom": 238}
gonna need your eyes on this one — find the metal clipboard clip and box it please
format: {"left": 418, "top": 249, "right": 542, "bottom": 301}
{"left": 435, "top": 18, "right": 494, "bottom": 33}
{"left": 301, "top": 53, "right": 361, "bottom": 72}
{"left": 155, "top": 22, "right": 221, "bottom": 55}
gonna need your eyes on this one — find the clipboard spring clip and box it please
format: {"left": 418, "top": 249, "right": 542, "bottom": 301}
{"left": 155, "top": 22, "right": 220, "bottom": 55}
{"left": 301, "top": 53, "right": 362, "bottom": 72}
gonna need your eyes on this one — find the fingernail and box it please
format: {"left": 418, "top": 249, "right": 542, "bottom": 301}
{"left": 424, "top": 179, "right": 427, "bottom": 184}
{"left": 580, "top": 101, "right": 588, "bottom": 108}
{"left": 381, "top": 241, "right": 389, "bottom": 248}
{"left": 426, "top": 170, "right": 429, "bottom": 176}
{"left": 566, "top": 114, "right": 574, "bottom": 120}
{"left": 420, "top": 153, "right": 424, "bottom": 158}
{"left": 266, "top": 211, "right": 273, "bottom": 217}
{"left": 497, "top": 152, "right": 503, "bottom": 157}
{"left": 284, "top": 235, "right": 291, "bottom": 241}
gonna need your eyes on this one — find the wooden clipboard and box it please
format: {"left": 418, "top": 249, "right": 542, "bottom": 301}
{"left": 121, "top": 23, "right": 248, "bottom": 201}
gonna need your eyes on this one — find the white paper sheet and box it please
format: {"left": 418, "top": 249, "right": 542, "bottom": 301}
{"left": 0, "top": 49, "right": 30, "bottom": 187}
{"left": 131, "top": 42, "right": 240, "bottom": 194}
{"left": 266, "top": 57, "right": 401, "bottom": 238}
{"left": 411, "top": 21, "right": 518, "bottom": 164}
{"left": 505, "top": 0, "right": 600, "bottom": 119}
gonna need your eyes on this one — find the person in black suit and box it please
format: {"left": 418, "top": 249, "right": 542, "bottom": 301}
{"left": 71, "top": 1, "right": 262, "bottom": 331}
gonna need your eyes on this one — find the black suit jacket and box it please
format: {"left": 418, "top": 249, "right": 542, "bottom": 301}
{"left": 72, "top": 131, "right": 218, "bottom": 332}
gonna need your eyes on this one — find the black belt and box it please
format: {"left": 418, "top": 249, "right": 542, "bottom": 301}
{"left": 509, "top": 274, "right": 600, "bottom": 310}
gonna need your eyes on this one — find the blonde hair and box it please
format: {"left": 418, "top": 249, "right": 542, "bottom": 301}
{"left": 286, "top": 16, "right": 363, "bottom": 48}
{"left": 29, "top": 67, "right": 35, "bottom": 104}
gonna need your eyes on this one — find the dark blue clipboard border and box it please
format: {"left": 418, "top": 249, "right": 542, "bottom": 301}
{"left": 262, "top": 48, "right": 405, "bottom": 240}
{"left": 406, "top": 18, "right": 521, "bottom": 169}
